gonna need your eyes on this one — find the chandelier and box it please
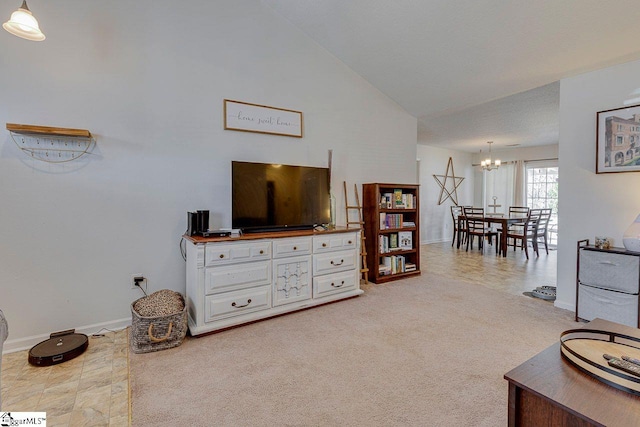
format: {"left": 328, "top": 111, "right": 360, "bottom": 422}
{"left": 480, "top": 141, "right": 501, "bottom": 171}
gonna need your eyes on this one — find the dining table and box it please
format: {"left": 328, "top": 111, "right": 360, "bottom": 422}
{"left": 457, "top": 214, "right": 525, "bottom": 257}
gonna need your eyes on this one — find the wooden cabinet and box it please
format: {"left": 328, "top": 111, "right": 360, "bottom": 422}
{"left": 185, "top": 228, "right": 363, "bottom": 336}
{"left": 363, "top": 183, "right": 420, "bottom": 283}
{"left": 576, "top": 240, "right": 640, "bottom": 328}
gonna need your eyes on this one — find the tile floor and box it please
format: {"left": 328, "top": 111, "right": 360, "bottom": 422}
{"left": 1, "top": 329, "right": 129, "bottom": 426}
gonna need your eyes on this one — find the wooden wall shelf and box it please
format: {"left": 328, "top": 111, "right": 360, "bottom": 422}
{"left": 6, "top": 123, "right": 92, "bottom": 138}
{"left": 6, "top": 123, "right": 95, "bottom": 163}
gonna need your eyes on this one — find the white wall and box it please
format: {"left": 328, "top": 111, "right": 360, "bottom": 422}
{"left": 0, "top": 0, "right": 417, "bottom": 351}
{"left": 417, "top": 145, "right": 474, "bottom": 244}
{"left": 556, "top": 59, "right": 640, "bottom": 311}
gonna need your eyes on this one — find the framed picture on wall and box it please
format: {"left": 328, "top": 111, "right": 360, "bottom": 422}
{"left": 596, "top": 104, "right": 640, "bottom": 173}
{"left": 224, "top": 99, "right": 303, "bottom": 138}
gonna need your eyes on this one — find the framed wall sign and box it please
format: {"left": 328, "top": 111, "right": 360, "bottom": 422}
{"left": 596, "top": 104, "right": 640, "bottom": 173}
{"left": 224, "top": 99, "right": 303, "bottom": 138}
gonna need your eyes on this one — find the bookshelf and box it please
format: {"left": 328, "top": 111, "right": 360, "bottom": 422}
{"left": 363, "top": 183, "right": 420, "bottom": 283}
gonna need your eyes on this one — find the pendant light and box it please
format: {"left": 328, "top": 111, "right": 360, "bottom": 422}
{"left": 480, "top": 141, "right": 501, "bottom": 171}
{"left": 3, "top": 0, "right": 45, "bottom": 41}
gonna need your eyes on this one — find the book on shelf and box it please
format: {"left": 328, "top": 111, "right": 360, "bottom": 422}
{"left": 379, "top": 263, "right": 392, "bottom": 275}
{"left": 402, "top": 221, "right": 415, "bottom": 228}
{"left": 379, "top": 212, "right": 386, "bottom": 229}
{"left": 405, "top": 262, "right": 417, "bottom": 272}
{"left": 394, "top": 189, "right": 404, "bottom": 208}
{"left": 380, "top": 193, "right": 393, "bottom": 208}
{"left": 398, "top": 231, "right": 412, "bottom": 250}
{"left": 401, "top": 193, "right": 416, "bottom": 209}
{"left": 379, "top": 235, "right": 389, "bottom": 253}
{"left": 389, "top": 233, "right": 398, "bottom": 250}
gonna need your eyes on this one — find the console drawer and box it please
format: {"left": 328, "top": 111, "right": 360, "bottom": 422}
{"left": 313, "top": 249, "right": 357, "bottom": 275}
{"left": 578, "top": 284, "right": 638, "bottom": 328}
{"left": 205, "top": 285, "right": 271, "bottom": 322}
{"left": 205, "top": 241, "right": 271, "bottom": 266}
{"left": 205, "top": 261, "right": 271, "bottom": 295}
{"left": 313, "top": 270, "right": 357, "bottom": 298}
{"left": 273, "top": 237, "right": 312, "bottom": 258}
{"left": 313, "top": 233, "right": 357, "bottom": 253}
{"left": 579, "top": 250, "right": 640, "bottom": 293}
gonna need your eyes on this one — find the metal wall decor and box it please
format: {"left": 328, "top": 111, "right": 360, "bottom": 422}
{"left": 433, "top": 157, "right": 465, "bottom": 205}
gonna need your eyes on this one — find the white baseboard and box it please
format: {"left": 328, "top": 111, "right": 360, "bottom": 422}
{"left": 2, "top": 317, "right": 131, "bottom": 354}
{"left": 421, "top": 238, "right": 450, "bottom": 245}
{"left": 554, "top": 299, "right": 575, "bottom": 312}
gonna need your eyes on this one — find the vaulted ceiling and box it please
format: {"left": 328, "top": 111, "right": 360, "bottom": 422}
{"left": 263, "top": 0, "right": 640, "bottom": 152}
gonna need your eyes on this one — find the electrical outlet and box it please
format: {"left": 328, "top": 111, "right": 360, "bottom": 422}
{"left": 131, "top": 274, "right": 147, "bottom": 292}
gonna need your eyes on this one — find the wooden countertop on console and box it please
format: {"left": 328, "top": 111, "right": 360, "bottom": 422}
{"left": 504, "top": 318, "right": 640, "bottom": 426}
{"left": 183, "top": 226, "right": 360, "bottom": 243}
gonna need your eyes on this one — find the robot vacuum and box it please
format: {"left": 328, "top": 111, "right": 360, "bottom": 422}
{"left": 28, "top": 329, "right": 89, "bottom": 366}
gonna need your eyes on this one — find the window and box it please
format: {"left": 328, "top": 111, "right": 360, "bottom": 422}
{"left": 617, "top": 135, "right": 624, "bottom": 145}
{"left": 526, "top": 163, "right": 558, "bottom": 246}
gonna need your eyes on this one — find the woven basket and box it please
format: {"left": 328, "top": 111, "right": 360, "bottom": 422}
{"left": 130, "top": 290, "right": 187, "bottom": 354}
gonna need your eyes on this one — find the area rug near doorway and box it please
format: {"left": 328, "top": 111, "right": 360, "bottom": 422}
{"left": 130, "top": 273, "right": 576, "bottom": 426}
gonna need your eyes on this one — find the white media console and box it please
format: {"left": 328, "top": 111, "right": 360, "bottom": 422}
{"left": 184, "top": 227, "right": 363, "bottom": 336}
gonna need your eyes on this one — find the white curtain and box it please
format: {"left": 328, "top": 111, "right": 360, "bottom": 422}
{"left": 513, "top": 160, "right": 525, "bottom": 206}
{"left": 484, "top": 163, "right": 515, "bottom": 214}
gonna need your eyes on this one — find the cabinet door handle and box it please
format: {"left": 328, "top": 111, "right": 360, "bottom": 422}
{"left": 331, "top": 259, "right": 344, "bottom": 266}
{"left": 599, "top": 261, "right": 619, "bottom": 266}
{"left": 232, "top": 299, "right": 252, "bottom": 308}
{"left": 331, "top": 281, "right": 345, "bottom": 288}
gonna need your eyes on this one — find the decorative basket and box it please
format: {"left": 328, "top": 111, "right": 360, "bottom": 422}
{"left": 130, "top": 290, "right": 188, "bottom": 354}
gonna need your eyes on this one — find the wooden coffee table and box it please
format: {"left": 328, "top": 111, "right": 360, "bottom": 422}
{"left": 504, "top": 318, "right": 640, "bottom": 426}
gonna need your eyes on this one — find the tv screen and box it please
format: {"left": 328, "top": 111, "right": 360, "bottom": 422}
{"left": 232, "top": 161, "right": 331, "bottom": 232}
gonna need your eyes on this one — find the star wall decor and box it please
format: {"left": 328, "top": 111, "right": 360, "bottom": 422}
{"left": 433, "top": 157, "right": 465, "bottom": 205}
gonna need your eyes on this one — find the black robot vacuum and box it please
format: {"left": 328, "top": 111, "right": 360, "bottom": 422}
{"left": 28, "top": 329, "right": 89, "bottom": 366}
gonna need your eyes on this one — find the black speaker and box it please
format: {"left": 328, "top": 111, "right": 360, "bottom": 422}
{"left": 187, "top": 212, "right": 198, "bottom": 236}
{"left": 197, "top": 210, "right": 210, "bottom": 233}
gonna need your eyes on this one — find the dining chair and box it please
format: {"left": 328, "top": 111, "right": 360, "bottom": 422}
{"left": 506, "top": 206, "right": 530, "bottom": 247}
{"left": 463, "top": 207, "right": 499, "bottom": 253}
{"left": 508, "top": 206, "right": 530, "bottom": 218}
{"left": 530, "top": 208, "right": 552, "bottom": 255}
{"left": 506, "top": 210, "right": 541, "bottom": 259}
{"left": 450, "top": 205, "right": 467, "bottom": 247}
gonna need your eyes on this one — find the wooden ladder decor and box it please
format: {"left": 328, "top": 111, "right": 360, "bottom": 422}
{"left": 343, "top": 181, "right": 369, "bottom": 284}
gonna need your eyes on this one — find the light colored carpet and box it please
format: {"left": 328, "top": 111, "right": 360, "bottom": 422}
{"left": 130, "top": 272, "right": 576, "bottom": 426}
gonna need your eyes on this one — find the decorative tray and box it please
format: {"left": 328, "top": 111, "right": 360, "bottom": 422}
{"left": 561, "top": 328, "right": 640, "bottom": 395}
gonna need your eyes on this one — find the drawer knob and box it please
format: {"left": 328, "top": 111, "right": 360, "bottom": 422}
{"left": 322, "top": 243, "right": 327, "bottom": 247}
{"left": 231, "top": 299, "right": 252, "bottom": 308}
{"left": 293, "top": 246, "right": 297, "bottom": 250}
{"left": 259, "top": 250, "right": 264, "bottom": 254}
{"left": 331, "top": 259, "right": 345, "bottom": 266}
{"left": 348, "top": 240, "right": 352, "bottom": 244}
{"left": 219, "top": 254, "right": 225, "bottom": 259}
{"left": 331, "top": 280, "right": 345, "bottom": 288}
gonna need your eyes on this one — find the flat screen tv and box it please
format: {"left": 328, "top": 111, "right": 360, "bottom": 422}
{"left": 232, "top": 161, "right": 331, "bottom": 233}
